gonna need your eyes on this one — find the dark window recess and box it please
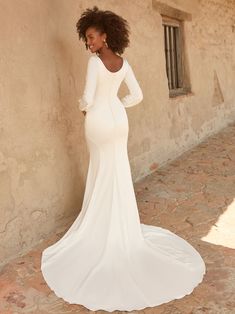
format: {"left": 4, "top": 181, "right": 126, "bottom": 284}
{"left": 163, "top": 24, "right": 183, "bottom": 90}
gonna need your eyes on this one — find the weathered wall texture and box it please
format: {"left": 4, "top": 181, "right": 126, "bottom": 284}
{"left": 0, "top": 0, "right": 235, "bottom": 264}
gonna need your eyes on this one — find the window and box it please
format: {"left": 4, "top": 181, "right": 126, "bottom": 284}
{"left": 162, "top": 15, "right": 190, "bottom": 97}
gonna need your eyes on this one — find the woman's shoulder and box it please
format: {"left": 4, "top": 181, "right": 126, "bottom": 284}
{"left": 88, "top": 55, "right": 98, "bottom": 63}
{"left": 89, "top": 54, "right": 128, "bottom": 64}
{"left": 87, "top": 54, "right": 130, "bottom": 73}
{"left": 85, "top": 55, "right": 99, "bottom": 70}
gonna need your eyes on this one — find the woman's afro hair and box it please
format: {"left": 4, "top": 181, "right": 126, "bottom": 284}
{"left": 76, "top": 5, "right": 130, "bottom": 55}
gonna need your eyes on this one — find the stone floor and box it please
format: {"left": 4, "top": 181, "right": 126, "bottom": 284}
{"left": 1, "top": 122, "right": 235, "bottom": 314}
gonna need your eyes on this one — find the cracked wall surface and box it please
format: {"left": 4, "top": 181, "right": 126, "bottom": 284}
{"left": 0, "top": 0, "right": 235, "bottom": 264}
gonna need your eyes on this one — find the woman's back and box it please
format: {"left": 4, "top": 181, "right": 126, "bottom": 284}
{"left": 78, "top": 55, "right": 143, "bottom": 113}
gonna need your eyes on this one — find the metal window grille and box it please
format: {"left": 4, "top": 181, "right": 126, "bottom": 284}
{"left": 163, "top": 19, "right": 183, "bottom": 91}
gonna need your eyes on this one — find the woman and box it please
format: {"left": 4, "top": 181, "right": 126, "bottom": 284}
{"left": 41, "top": 6, "right": 206, "bottom": 312}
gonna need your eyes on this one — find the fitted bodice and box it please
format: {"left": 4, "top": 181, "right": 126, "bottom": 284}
{"left": 93, "top": 56, "right": 127, "bottom": 101}
{"left": 78, "top": 55, "right": 143, "bottom": 112}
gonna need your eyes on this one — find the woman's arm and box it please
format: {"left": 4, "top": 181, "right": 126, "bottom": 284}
{"left": 78, "top": 56, "right": 98, "bottom": 113}
{"left": 121, "top": 63, "right": 143, "bottom": 108}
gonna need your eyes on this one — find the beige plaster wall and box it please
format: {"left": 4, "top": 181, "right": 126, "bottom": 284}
{"left": 0, "top": 0, "right": 234, "bottom": 265}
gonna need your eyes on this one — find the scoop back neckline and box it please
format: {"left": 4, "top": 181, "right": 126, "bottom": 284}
{"left": 95, "top": 55, "right": 126, "bottom": 74}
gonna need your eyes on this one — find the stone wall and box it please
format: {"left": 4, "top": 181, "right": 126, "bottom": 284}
{"left": 0, "top": 0, "right": 234, "bottom": 265}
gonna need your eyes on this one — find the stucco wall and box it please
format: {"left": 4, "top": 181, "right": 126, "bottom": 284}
{"left": 0, "top": 0, "right": 235, "bottom": 265}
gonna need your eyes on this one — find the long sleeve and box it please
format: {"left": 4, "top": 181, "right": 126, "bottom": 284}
{"left": 121, "top": 63, "right": 143, "bottom": 108}
{"left": 78, "top": 56, "right": 98, "bottom": 112}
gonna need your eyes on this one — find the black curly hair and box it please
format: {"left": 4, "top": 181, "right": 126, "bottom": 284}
{"left": 76, "top": 5, "right": 130, "bottom": 55}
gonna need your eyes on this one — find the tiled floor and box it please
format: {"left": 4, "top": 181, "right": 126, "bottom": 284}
{"left": 1, "top": 122, "right": 235, "bottom": 314}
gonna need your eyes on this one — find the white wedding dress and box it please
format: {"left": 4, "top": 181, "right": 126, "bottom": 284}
{"left": 41, "top": 54, "right": 206, "bottom": 312}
